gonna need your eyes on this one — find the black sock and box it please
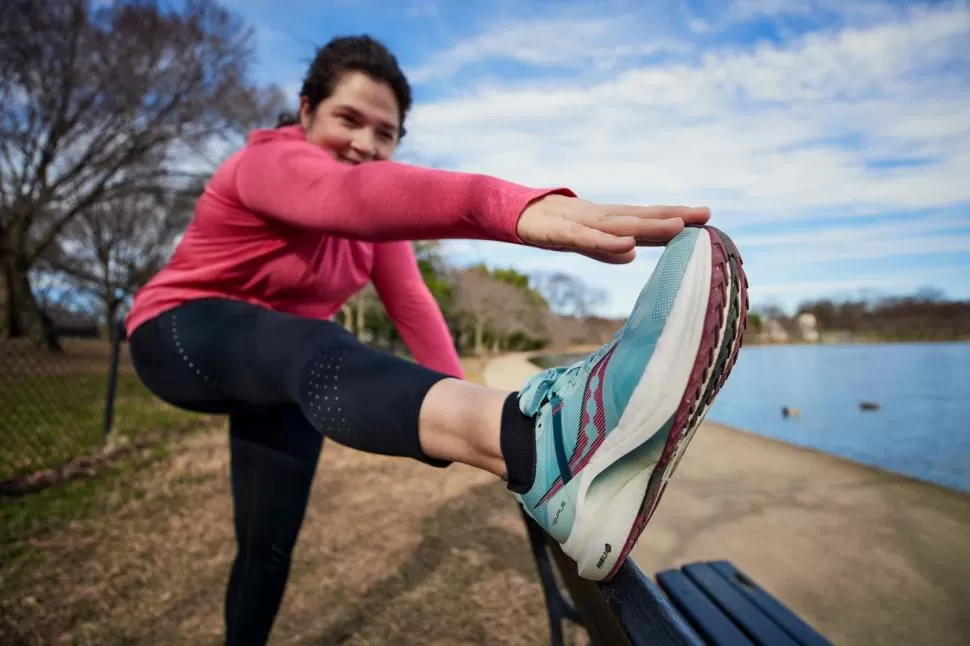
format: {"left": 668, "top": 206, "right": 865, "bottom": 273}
{"left": 500, "top": 392, "right": 537, "bottom": 494}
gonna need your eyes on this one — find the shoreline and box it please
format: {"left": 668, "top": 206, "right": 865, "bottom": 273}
{"left": 738, "top": 337, "right": 970, "bottom": 347}
{"left": 483, "top": 352, "right": 970, "bottom": 646}
{"left": 704, "top": 418, "right": 970, "bottom": 496}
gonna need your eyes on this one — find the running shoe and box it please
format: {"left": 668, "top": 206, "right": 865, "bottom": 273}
{"left": 515, "top": 225, "right": 748, "bottom": 581}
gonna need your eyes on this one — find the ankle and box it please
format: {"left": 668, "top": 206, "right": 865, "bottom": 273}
{"left": 417, "top": 379, "right": 508, "bottom": 477}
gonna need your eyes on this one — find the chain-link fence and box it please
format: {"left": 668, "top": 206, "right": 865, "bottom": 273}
{"left": 0, "top": 326, "right": 214, "bottom": 544}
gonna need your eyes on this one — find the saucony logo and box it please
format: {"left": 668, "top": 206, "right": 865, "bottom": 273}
{"left": 597, "top": 543, "right": 612, "bottom": 568}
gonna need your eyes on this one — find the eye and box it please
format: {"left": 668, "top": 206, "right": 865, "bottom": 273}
{"left": 377, "top": 130, "right": 395, "bottom": 143}
{"left": 338, "top": 114, "right": 358, "bottom": 127}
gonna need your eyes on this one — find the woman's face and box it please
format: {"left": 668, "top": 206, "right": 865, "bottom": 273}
{"left": 300, "top": 71, "right": 401, "bottom": 164}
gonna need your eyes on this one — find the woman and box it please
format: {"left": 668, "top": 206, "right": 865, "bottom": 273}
{"left": 126, "top": 35, "right": 747, "bottom": 644}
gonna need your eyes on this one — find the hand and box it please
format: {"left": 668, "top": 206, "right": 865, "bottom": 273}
{"left": 516, "top": 194, "right": 712, "bottom": 264}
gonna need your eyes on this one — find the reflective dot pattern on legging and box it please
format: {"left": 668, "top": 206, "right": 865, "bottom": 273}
{"left": 171, "top": 314, "right": 219, "bottom": 385}
{"left": 305, "top": 347, "right": 348, "bottom": 434}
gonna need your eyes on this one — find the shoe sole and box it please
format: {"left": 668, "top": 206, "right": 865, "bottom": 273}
{"left": 567, "top": 225, "right": 748, "bottom": 581}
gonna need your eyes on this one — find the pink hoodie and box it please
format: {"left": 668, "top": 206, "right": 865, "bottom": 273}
{"left": 126, "top": 125, "right": 570, "bottom": 378}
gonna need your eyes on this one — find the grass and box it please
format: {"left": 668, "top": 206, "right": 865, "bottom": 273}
{"left": 1, "top": 338, "right": 218, "bottom": 560}
{"left": 1, "top": 372, "right": 206, "bottom": 481}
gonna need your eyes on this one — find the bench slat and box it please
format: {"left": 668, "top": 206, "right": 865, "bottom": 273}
{"left": 602, "top": 560, "right": 707, "bottom": 646}
{"left": 708, "top": 561, "right": 833, "bottom": 646}
{"left": 683, "top": 563, "right": 800, "bottom": 645}
{"left": 657, "top": 569, "right": 754, "bottom": 646}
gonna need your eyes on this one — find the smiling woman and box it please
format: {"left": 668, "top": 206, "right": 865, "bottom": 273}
{"left": 123, "top": 33, "right": 745, "bottom": 646}
{"left": 301, "top": 71, "right": 401, "bottom": 161}
{"left": 298, "top": 39, "right": 408, "bottom": 160}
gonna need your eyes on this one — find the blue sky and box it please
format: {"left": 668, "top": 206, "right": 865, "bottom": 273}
{"left": 224, "top": 0, "right": 969, "bottom": 317}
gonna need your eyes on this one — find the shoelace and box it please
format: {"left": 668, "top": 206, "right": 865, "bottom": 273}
{"left": 524, "top": 336, "right": 619, "bottom": 416}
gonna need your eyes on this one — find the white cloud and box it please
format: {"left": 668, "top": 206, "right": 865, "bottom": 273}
{"left": 407, "top": 8, "right": 689, "bottom": 84}
{"left": 394, "top": 1, "right": 970, "bottom": 315}
{"left": 403, "top": 2, "right": 970, "bottom": 221}
{"left": 751, "top": 232, "right": 970, "bottom": 266}
{"left": 734, "top": 214, "right": 968, "bottom": 249}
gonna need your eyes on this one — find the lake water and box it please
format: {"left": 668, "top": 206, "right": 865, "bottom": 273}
{"left": 538, "top": 342, "right": 970, "bottom": 494}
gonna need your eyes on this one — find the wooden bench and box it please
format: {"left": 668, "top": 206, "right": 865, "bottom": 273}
{"left": 520, "top": 509, "right": 833, "bottom": 646}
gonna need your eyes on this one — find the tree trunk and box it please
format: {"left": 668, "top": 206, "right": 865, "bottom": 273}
{"left": 339, "top": 305, "right": 352, "bottom": 332}
{"left": 354, "top": 300, "right": 366, "bottom": 341}
{"left": 474, "top": 320, "right": 484, "bottom": 356}
{"left": 2, "top": 255, "right": 62, "bottom": 351}
{"left": 2, "top": 261, "right": 23, "bottom": 337}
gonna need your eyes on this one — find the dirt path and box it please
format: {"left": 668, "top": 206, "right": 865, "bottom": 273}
{"left": 3, "top": 432, "right": 596, "bottom": 645}
{"left": 484, "top": 352, "right": 970, "bottom": 646}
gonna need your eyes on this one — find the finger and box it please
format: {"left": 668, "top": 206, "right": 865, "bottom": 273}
{"left": 577, "top": 248, "right": 637, "bottom": 264}
{"left": 555, "top": 220, "right": 637, "bottom": 254}
{"left": 607, "top": 204, "right": 711, "bottom": 224}
{"left": 634, "top": 217, "right": 685, "bottom": 245}
{"left": 578, "top": 214, "right": 686, "bottom": 243}
{"left": 678, "top": 206, "right": 711, "bottom": 226}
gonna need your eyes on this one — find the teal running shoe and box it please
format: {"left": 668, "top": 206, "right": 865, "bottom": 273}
{"left": 515, "top": 225, "right": 748, "bottom": 581}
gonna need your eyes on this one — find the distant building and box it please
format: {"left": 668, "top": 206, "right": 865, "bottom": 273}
{"left": 764, "top": 318, "right": 790, "bottom": 343}
{"left": 796, "top": 313, "right": 820, "bottom": 343}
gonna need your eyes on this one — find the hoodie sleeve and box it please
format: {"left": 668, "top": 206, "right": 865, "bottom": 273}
{"left": 371, "top": 241, "right": 464, "bottom": 379}
{"left": 233, "top": 134, "right": 573, "bottom": 243}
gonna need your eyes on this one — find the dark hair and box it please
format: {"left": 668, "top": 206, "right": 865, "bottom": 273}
{"left": 285, "top": 35, "right": 412, "bottom": 139}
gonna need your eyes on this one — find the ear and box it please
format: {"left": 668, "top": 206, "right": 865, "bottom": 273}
{"left": 298, "top": 96, "right": 313, "bottom": 130}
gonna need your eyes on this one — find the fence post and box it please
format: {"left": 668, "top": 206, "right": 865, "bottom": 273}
{"left": 102, "top": 317, "right": 124, "bottom": 443}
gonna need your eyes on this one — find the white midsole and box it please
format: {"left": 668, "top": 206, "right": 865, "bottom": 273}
{"left": 560, "top": 230, "right": 715, "bottom": 576}
{"left": 668, "top": 245, "right": 736, "bottom": 476}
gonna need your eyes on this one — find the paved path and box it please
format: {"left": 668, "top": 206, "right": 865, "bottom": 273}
{"left": 484, "top": 352, "right": 970, "bottom": 646}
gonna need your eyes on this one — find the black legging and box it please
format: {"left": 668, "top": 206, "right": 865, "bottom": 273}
{"left": 129, "top": 298, "right": 451, "bottom": 465}
{"left": 225, "top": 406, "right": 323, "bottom": 645}
{"left": 128, "top": 298, "right": 454, "bottom": 644}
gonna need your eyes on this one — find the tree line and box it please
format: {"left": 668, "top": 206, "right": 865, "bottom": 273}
{"left": 335, "top": 243, "right": 622, "bottom": 356}
{"left": 750, "top": 288, "right": 970, "bottom": 342}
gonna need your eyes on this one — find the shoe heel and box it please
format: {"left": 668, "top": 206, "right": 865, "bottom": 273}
{"left": 573, "top": 465, "right": 653, "bottom": 580}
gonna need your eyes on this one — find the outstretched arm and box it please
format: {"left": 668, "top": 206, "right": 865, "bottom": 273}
{"left": 233, "top": 134, "right": 565, "bottom": 244}
{"left": 371, "top": 241, "right": 464, "bottom": 379}
{"left": 232, "top": 129, "right": 713, "bottom": 264}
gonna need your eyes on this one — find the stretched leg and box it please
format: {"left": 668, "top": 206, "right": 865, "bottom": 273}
{"left": 129, "top": 298, "right": 515, "bottom": 476}
{"left": 130, "top": 224, "right": 748, "bottom": 584}
{"left": 223, "top": 406, "right": 324, "bottom": 646}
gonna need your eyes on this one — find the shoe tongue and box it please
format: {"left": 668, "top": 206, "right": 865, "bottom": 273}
{"left": 518, "top": 365, "right": 567, "bottom": 416}
{"left": 519, "top": 339, "right": 618, "bottom": 416}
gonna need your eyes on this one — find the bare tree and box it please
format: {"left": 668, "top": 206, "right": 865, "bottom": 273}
{"left": 336, "top": 283, "right": 379, "bottom": 341}
{"left": 495, "top": 286, "right": 548, "bottom": 351}
{"left": 0, "top": 0, "right": 284, "bottom": 348}
{"left": 531, "top": 271, "right": 608, "bottom": 319}
{"left": 45, "top": 181, "right": 200, "bottom": 326}
{"left": 450, "top": 267, "right": 547, "bottom": 354}
{"left": 451, "top": 268, "right": 505, "bottom": 355}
